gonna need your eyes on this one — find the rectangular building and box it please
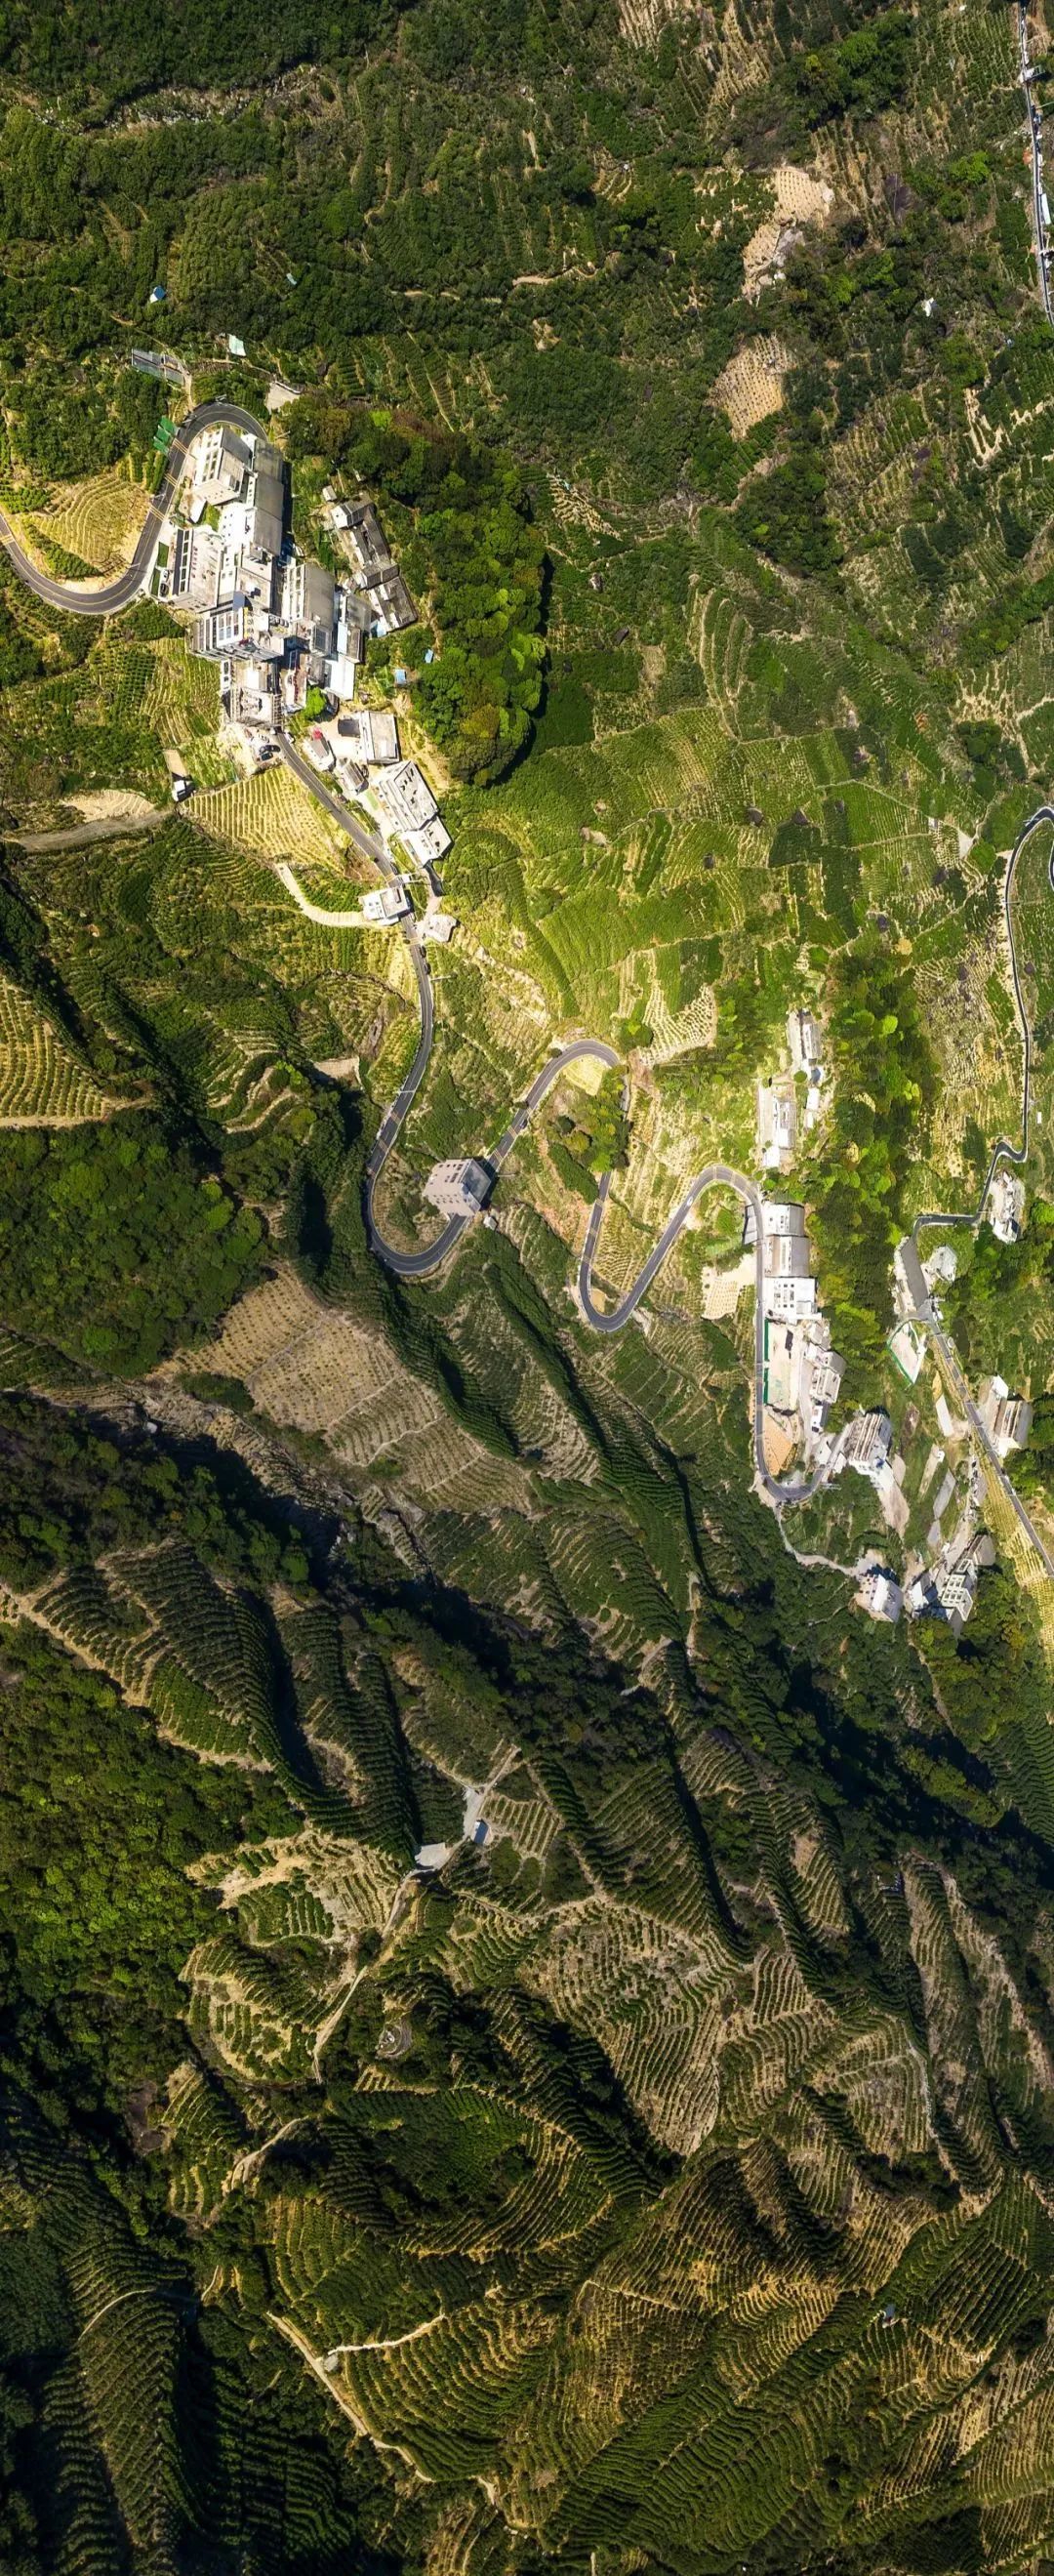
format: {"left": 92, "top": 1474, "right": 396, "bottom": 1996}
{"left": 194, "top": 423, "right": 252, "bottom": 507}
{"left": 194, "top": 596, "right": 250, "bottom": 658}
{"left": 338, "top": 709, "right": 400, "bottom": 765}
{"left": 840, "top": 1410, "right": 893, "bottom": 1482}
{"left": 373, "top": 759, "right": 439, "bottom": 838}
{"left": 424, "top": 1158, "right": 493, "bottom": 1220}
{"left": 757, "top": 1081, "right": 796, "bottom": 1169}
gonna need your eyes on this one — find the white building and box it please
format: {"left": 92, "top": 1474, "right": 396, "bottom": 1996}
{"left": 978, "top": 1374, "right": 1033, "bottom": 1457}
{"left": 763, "top": 1219, "right": 810, "bottom": 1283}
{"left": 280, "top": 557, "right": 337, "bottom": 653}
{"left": 989, "top": 1168, "right": 1025, "bottom": 1245}
{"left": 338, "top": 709, "right": 400, "bottom": 765}
{"left": 760, "top": 1200, "right": 807, "bottom": 1242}
{"left": 193, "top": 596, "right": 250, "bottom": 658}
{"left": 362, "top": 885, "right": 411, "bottom": 923}
{"left": 404, "top": 816, "right": 452, "bottom": 872}
{"left": 840, "top": 1410, "right": 893, "bottom": 1483}
{"left": 325, "top": 654, "right": 360, "bottom": 703}
{"left": 861, "top": 1568, "right": 903, "bottom": 1623}
{"left": 924, "top": 1244, "right": 958, "bottom": 1286}
{"left": 757, "top": 1081, "right": 796, "bottom": 1170}
{"left": 194, "top": 423, "right": 253, "bottom": 507}
{"left": 373, "top": 759, "right": 438, "bottom": 837}
{"left": 766, "top": 1274, "right": 817, "bottom": 1323}
{"left": 911, "top": 1533, "right": 996, "bottom": 1635}
{"left": 167, "top": 523, "right": 223, "bottom": 609}
{"left": 787, "top": 1006, "right": 823, "bottom": 1075}
{"left": 220, "top": 654, "right": 280, "bottom": 732}
{"left": 799, "top": 1322, "right": 844, "bottom": 1439}
{"left": 424, "top": 1159, "right": 493, "bottom": 1221}
{"left": 302, "top": 729, "right": 336, "bottom": 773}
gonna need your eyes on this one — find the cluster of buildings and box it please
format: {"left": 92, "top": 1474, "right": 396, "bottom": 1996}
{"left": 151, "top": 419, "right": 378, "bottom": 745}
{"left": 321, "top": 493, "right": 417, "bottom": 637}
{"left": 150, "top": 421, "right": 422, "bottom": 761}
{"left": 882, "top": 1242, "right": 1031, "bottom": 1631}
{"left": 756, "top": 1004, "right": 826, "bottom": 1172}
{"left": 751, "top": 1199, "right": 846, "bottom": 1463}
{"left": 300, "top": 714, "right": 452, "bottom": 894}
{"left": 146, "top": 414, "right": 460, "bottom": 906}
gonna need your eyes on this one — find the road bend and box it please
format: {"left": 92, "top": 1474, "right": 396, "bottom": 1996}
{"left": 8, "top": 396, "right": 1054, "bottom": 1550}
{"left": 0, "top": 400, "right": 264, "bottom": 614}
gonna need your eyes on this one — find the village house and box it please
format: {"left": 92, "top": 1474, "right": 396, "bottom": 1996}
{"left": 839, "top": 1410, "right": 893, "bottom": 1483}
{"left": 989, "top": 1168, "right": 1026, "bottom": 1244}
{"left": 977, "top": 1374, "right": 1034, "bottom": 1457}
{"left": 337, "top": 710, "right": 400, "bottom": 765}
{"left": 337, "top": 502, "right": 418, "bottom": 633}
{"left": 362, "top": 885, "right": 411, "bottom": 923}
{"left": 424, "top": 1159, "right": 493, "bottom": 1221}
{"left": 756, "top": 1080, "right": 796, "bottom": 1171}
{"left": 860, "top": 1567, "right": 903, "bottom": 1623}
{"left": 787, "top": 1005, "right": 823, "bottom": 1076}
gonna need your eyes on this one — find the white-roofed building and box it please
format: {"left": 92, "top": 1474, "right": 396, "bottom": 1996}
{"left": 194, "top": 423, "right": 252, "bottom": 507}
{"left": 757, "top": 1081, "right": 796, "bottom": 1170}
{"left": 362, "top": 885, "right": 411, "bottom": 923}
{"left": 424, "top": 1159, "right": 493, "bottom": 1220}
{"left": 989, "top": 1168, "right": 1025, "bottom": 1244}
{"left": 373, "top": 759, "right": 438, "bottom": 836}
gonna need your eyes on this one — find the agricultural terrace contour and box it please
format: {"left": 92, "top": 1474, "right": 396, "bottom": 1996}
{"left": 3, "top": 371, "right": 1053, "bottom": 1602}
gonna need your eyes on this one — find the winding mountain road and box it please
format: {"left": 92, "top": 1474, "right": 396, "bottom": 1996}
{"left": 0, "top": 400, "right": 264, "bottom": 614}
{"left": 9, "top": 394, "right": 1054, "bottom": 1546}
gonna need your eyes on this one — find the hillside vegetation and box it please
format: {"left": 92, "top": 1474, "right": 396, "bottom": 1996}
{"left": 5, "top": 2, "right": 1054, "bottom": 2574}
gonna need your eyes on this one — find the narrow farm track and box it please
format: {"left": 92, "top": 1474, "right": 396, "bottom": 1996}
{"left": 8, "top": 399, "right": 1054, "bottom": 1550}
{"left": 1022, "top": 2, "right": 1054, "bottom": 325}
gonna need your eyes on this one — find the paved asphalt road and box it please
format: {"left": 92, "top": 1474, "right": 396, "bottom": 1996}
{"left": 0, "top": 399, "right": 264, "bottom": 613}
{"left": 8, "top": 390, "right": 1053, "bottom": 1554}
{"left": 276, "top": 740, "right": 438, "bottom": 1239}
{"left": 914, "top": 802, "right": 1054, "bottom": 1236}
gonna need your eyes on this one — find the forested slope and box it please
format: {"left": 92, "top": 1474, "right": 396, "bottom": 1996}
{"left": 5, "top": 1, "right": 1054, "bottom": 2572}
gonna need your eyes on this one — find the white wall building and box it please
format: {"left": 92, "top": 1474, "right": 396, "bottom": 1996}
{"left": 424, "top": 1159, "right": 493, "bottom": 1220}
{"left": 374, "top": 759, "right": 438, "bottom": 837}
{"left": 989, "top": 1168, "right": 1025, "bottom": 1244}
{"left": 362, "top": 886, "right": 410, "bottom": 923}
